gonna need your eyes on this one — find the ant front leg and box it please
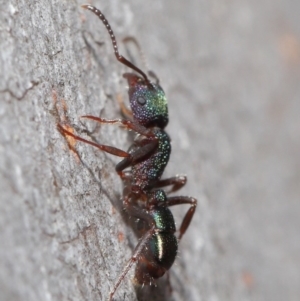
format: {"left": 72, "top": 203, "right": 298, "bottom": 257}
{"left": 81, "top": 117, "right": 159, "bottom": 171}
{"left": 81, "top": 116, "right": 155, "bottom": 138}
{"left": 154, "top": 175, "right": 187, "bottom": 194}
{"left": 165, "top": 196, "right": 197, "bottom": 241}
{"left": 58, "top": 124, "right": 129, "bottom": 158}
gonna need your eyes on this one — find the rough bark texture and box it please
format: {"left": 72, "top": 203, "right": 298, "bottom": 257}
{"left": 1, "top": 0, "right": 299, "bottom": 301}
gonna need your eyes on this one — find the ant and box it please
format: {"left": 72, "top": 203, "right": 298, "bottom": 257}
{"left": 58, "top": 4, "right": 197, "bottom": 301}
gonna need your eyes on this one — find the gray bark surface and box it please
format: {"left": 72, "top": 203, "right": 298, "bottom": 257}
{"left": 1, "top": 0, "right": 299, "bottom": 301}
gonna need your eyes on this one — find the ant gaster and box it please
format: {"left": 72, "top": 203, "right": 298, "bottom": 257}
{"left": 58, "top": 5, "right": 197, "bottom": 301}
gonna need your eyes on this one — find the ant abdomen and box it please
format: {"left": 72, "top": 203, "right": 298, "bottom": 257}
{"left": 133, "top": 201, "right": 178, "bottom": 284}
{"left": 134, "top": 232, "right": 178, "bottom": 284}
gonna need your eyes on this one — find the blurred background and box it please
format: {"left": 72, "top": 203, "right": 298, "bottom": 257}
{"left": 0, "top": 0, "right": 299, "bottom": 300}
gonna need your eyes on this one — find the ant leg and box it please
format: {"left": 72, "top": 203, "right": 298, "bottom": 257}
{"left": 154, "top": 175, "right": 187, "bottom": 193}
{"left": 60, "top": 123, "right": 158, "bottom": 174}
{"left": 116, "top": 139, "right": 158, "bottom": 172}
{"left": 59, "top": 122, "right": 158, "bottom": 172}
{"left": 165, "top": 196, "right": 197, "bottom": 241}
{"left": 123, "top": 195, "right": 154, "bottom": 222}
{"left": 108, "top": 226, "right": 156, "bottom": 301}
{"left": 58, "top": 124, "right": 129, "bottom": 157}
{"left": 109, "top": 199, "right": 156, "bottom": 300}
{"left": 81, "top": 116, "right": 155, "bottom": 137}
{"left": 118, "top": 170, "right": 132, "bottom": 182}
{"left": 80, "top": 117, "right": 159, "bottom": 172}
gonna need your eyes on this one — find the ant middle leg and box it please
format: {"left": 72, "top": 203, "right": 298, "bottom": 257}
{"left": 165, "top": 196, "right": 197, "bottom": 241}
{"left": 154, "top": 175, "right": 187, "bottom": 193}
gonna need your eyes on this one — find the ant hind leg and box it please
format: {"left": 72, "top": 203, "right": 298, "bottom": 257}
{"left": 165, "top": 196, "right": 197, "bottom": 241}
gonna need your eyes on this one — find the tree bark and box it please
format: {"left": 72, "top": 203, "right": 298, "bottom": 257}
{"left": 1, "top": 0, "right": 300, "bottom": 301}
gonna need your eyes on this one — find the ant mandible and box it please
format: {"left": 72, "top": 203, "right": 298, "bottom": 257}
{"left": 58, "top": 4, "right": 197, "bottom": 301}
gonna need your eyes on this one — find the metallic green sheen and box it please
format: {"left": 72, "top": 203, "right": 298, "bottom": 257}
{"left": 141, "top": 84, "right": 167, "bottom": 118}
{"left": 152, "top": 189, "right": 166, "bottom": 203}
{"left": 129, "top": 82, "right": 169, "bottom": 128}
{"left": 148, "top": 233, "right": 178, "bottom": 268}
{"left": 151, "top": 207, "right": 176, "bottom": 232}
{"left": 131, "top": 128, "right": 171, "bottom": 189}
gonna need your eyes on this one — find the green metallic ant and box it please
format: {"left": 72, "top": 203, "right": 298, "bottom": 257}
{"left": 59, "top": 4, "right": 197, "bottom": 301}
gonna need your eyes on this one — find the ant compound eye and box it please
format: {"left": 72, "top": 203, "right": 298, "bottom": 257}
{"left": 137, "top": 96, "right": 146, "bottom": 106}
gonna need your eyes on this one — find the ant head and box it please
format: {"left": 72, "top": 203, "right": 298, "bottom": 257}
{"left": 80, "top": 6, "right": 168, "bottom": 128}
{"left": 123, "top": 73, "right": 169, "bottom": 129}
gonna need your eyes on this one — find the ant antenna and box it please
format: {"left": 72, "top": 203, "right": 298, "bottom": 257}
{"left": 82, "top": 5, "right": 150, "bottom": 84}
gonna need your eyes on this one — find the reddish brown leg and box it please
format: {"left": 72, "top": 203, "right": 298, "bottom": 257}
{"left": 117, "top": 171, "right": 132, "bottom": 182}
{"left": 108, "top": 198, "right": 157, "bottom": 301}
{"left": 80, "top": 116, "right": 160, "bottom": 172}
{"left": 116, "top": 140, "right": 158, "bottom": 172}
{"left": 154, "top": 175, "right": 187, "bottom": 193}
{"left": 165, "top": 196, "right": 197, "bottom": 241}
{"left": 81, "top": 115, "right": 155, "bottom": 137}
{"left": 58, "top": 124, "right": 129, "bottom": 157}
{"left": 108, "top": 197, "right": 158, "bottom": 300}
{"left": 59, "top": 124, "right": 158, "bottom": 174}
{"left": 108, "top": 226, "right": 156, "bottom": 301}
